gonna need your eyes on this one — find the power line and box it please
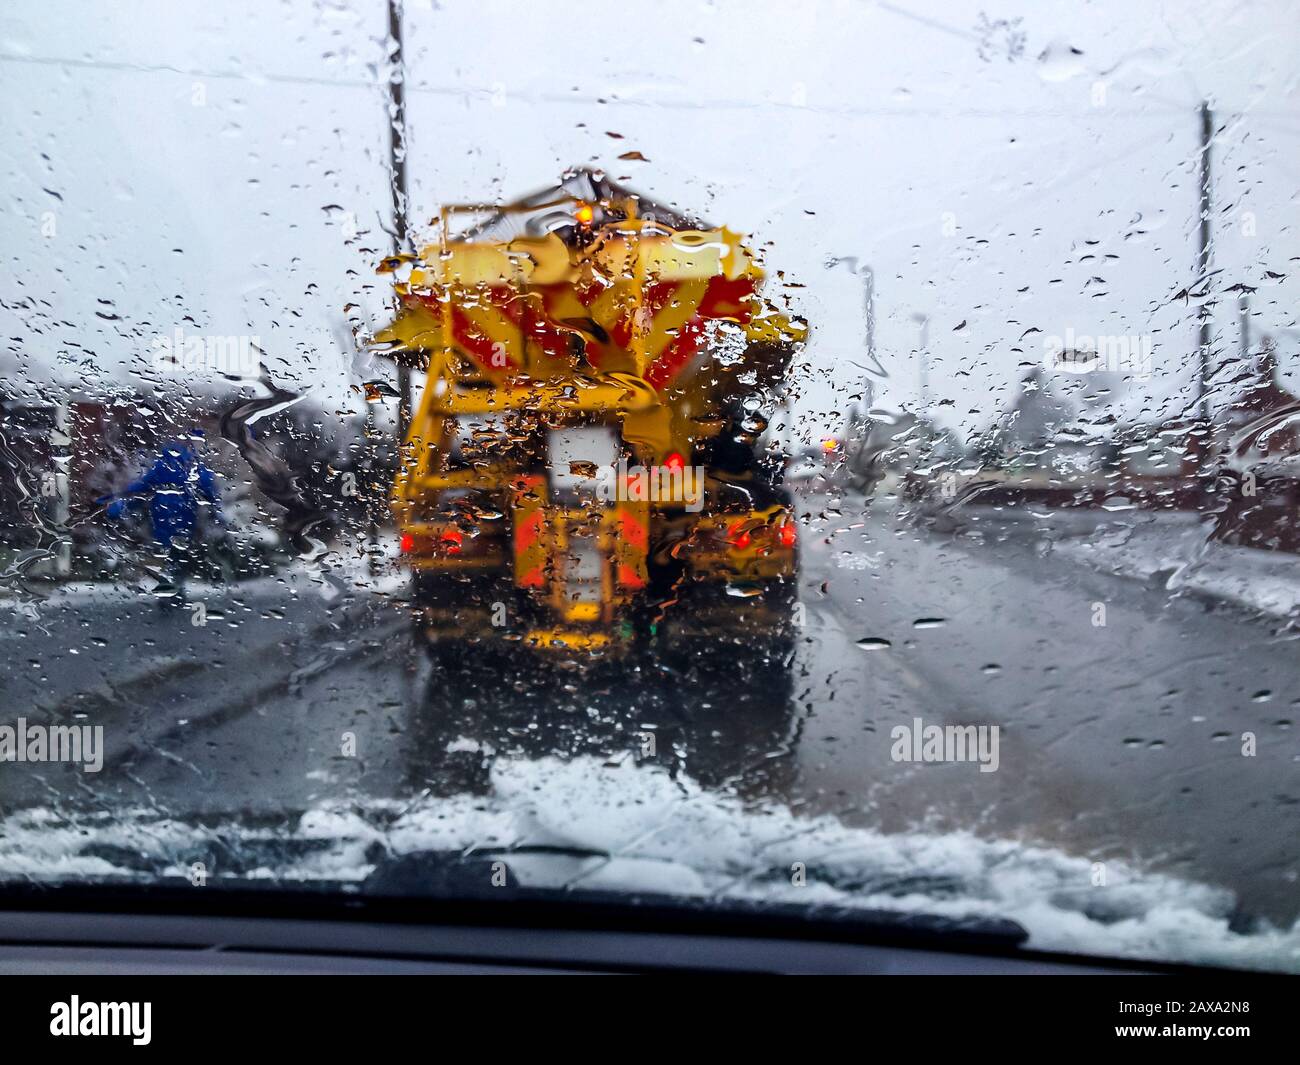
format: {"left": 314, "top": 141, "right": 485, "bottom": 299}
{"left": 9, "top": 48, "right": 1296, "bottom": 123}
{"left": 0, "top": 50, "right": 373, "bottom": 91}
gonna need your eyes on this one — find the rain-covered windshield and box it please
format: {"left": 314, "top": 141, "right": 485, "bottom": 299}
{"left": 1, "top": 0, "right": 1297, "bottom": 974}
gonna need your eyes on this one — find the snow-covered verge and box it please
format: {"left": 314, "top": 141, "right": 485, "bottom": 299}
{"left": 0, "top": 550, "right": 408, "bottom": 612}
{"left": 1051, "top": 520, "right": 1300, "bottom": 620}
{"left": 1, "top": 755, "right": 1297, "bottom": 973}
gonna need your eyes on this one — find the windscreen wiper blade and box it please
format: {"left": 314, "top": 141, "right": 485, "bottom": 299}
{"left": 0, "top": 854, "right": 1030, "bottom": 956}
{"left": 360, "top": 846, "right": 1029, "bottom": 951}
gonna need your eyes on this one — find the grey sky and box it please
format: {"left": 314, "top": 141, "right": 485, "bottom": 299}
{"left": 2, "top": 0, "right": 1297, "bottom": 440}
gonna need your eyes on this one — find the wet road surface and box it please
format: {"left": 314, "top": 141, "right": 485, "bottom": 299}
{"left": 1, "top": 496, "right": 1296, "bottom": 925}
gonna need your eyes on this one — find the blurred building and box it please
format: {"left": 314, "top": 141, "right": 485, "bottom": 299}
{"left": 1212, "top": 340, "right": 1300, "bottom": 552}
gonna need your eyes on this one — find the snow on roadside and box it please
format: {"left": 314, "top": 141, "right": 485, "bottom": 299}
{"left": 0, "top": 550, "right": 408, "bottom": 612}
{"left": 1, "top": 755, "right": 1297, "bottom": 973}
{"left": 1051, "top": 519, "right": 1300, "bottom": 620}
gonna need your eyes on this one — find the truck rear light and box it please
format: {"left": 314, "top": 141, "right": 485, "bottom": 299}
{"left": 728, "top": 522, "right": 751, "bottom": 550}
{"left": 400, "top": 527, "right": 475, "bottom": 556}
{"left": 779, "top": 521, "right": 797, "bottom": 548}
{"left": 664, "top": 451, "right": 685, "bottom": 471}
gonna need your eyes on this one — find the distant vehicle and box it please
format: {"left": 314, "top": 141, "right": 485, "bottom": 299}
{"left": 840, "top": 412, "right": 920, "bottom": 496}
{"left": 1215, "top": 398, "right": 1300, "bottom": 552}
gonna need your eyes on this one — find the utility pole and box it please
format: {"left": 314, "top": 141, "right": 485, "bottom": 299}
{"left": 51, "top": 400, "right": 71, "bottom": 577}
{"left": 1195, "top": 101, "right": 1213, "bottom": 425}
{"left": 828, "top": 256, "right": 877, "bottom": 410}
{"left": 1238, "top": 290, "right": 1250, "bottom": 365}
{"left": 387, "top": 0, "right": 412, "bottom": 441}
{"left": 862, "top": 264, "right": 875, "bottom": 371}
{"left": 911, "top": 312, "right": 930, "bottom": 413}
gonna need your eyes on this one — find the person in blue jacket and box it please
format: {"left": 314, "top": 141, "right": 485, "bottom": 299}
{"left": 99, "top": 433, "right": 224, "bottom": 599}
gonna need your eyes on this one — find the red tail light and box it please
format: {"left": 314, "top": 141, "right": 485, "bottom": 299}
{"left": 402, "top": 528, "right": 471, "bottom": 556}
{"left": 664, "top": 452, "right": 685, "bottom": 471}
{"left": 779, "top": 522, "right": 797, "bottom": 548}
{"left": 728, "top": 522, "right": 751, "bottom": 550}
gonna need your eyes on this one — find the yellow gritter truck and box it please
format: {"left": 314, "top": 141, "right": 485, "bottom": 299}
{"left": 372, "top": 171, "right": 806, "bottom": 669}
